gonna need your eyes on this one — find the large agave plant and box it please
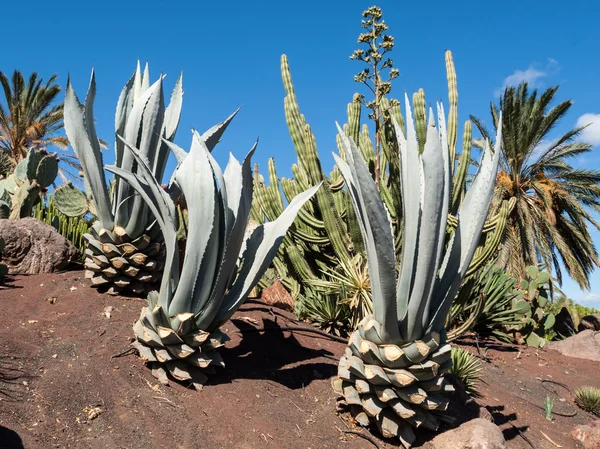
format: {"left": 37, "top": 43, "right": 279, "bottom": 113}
{"left": 59, "top": 64, "right": 188, "bottom": 295}
{"left": 107, "top": 128, "right": 320, "bottom": 389}
{"left": 331, "top": 96, "right": 502, "bottom": 447}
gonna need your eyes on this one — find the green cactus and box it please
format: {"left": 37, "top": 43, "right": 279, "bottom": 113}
{"left": 33, "top": 195, "right": 90, "bottom": 261}
{"left": 0, "top": 149, "right": 59, "bottom": 219}
{"left": 251, "top": 55, "right": 366, "bottom": 326}
{"left": 510, "top": 266, "right": 555, "bottom": 348}
{"left": 252, "top": 51, "right": 513, "bottom": 333}
{"left": 53, "top": 182, "right": 90, "bottom": 217}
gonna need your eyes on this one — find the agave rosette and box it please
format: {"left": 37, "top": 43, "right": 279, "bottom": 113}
{"left": 61, "top": 63, "right": 188, "bottom": 295}
{"left": 107, "top": 127, "right": 320, "bottom": 389}
{"left": 331, "top": 95, "right": 502, "bottom": 446}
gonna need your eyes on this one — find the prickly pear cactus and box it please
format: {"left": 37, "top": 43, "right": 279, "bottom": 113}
{"left": 0, "top": 149, "right": 59, "bottom": 219}
{"left": 510, "top": 266, "right": 555, "bottom": 348}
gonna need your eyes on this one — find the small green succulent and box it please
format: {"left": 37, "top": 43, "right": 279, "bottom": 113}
{"left": 450, "top": 347, "right": 482, "bottom": 395}
{"left": 575, "top": 386, "right": 600, "bottom": 416}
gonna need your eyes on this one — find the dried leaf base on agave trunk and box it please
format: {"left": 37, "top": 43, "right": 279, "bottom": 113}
{"left": 83, "top": 222, "right": 165, "bottom": 295}
{"left": 131, "top": 293, "right": 229, "bottom": 390}
{"left": 332, "top": 315, "right": 455, "bottom": 447}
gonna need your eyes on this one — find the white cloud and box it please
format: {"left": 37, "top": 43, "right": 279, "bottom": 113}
{"left": 580, "top": 292, "right": 600, "bottom": 308}
{"left": 495, "top": 58, "right": 560, "bottom": 97}
{"left": 576, "top": 113, "right": 600, "bottom": 146}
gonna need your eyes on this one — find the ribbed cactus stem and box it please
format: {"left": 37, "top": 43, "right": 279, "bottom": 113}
{"left": 281, "top": 55, "right": 296, "bottom": 102}
{"left": 445, "top": 50, "right": 458, "bottom": 170}
{"left": 466, "top": 198, "right": 515, "bottom": 277}
{"left": 450, "top": 120, "right": 472, "bottom": 214}
{"left": 412, "top": 89, "right": 427, "bottom": 153}
{"left": 389, "top": 99, "right": 405, "bottom": 135}
{"left": 348, "top": 94, "right": 362, "bottom": 145}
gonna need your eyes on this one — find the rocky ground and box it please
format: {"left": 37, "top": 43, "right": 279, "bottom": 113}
{"left": 0, "top": 271, "right": 599, "bottom": 448}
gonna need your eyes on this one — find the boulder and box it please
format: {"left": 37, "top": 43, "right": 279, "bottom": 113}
{"left": 553, "top": 307, "right": 576, "bottom": 338}
{"left": 579, "top": 314, "right": 600, "bottom": 332}
{"left": 429, "top": 418, "right": 507, "bottom": 449}
{"left": 547, "top": 330, "right": 600, "bottom": 362}
{"left": 571, "top": 420, "right": 600, "bottom": 449}
{"left": 0, "top": 218, "right": 78, "bottom": 274}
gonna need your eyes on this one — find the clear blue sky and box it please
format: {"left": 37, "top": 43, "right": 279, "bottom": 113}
{"left": 3, "top": 0, "right": 600, "bottom": 306}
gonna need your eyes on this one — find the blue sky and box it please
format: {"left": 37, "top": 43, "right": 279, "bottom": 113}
{"left": 2, "top": 0, "right": 600, "bottom": 306}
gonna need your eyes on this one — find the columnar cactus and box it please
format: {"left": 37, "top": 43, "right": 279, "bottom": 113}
{"left": 331, "top": 97, "right": 502, "bottom": 446}
{"left": 252, "top": 51, "right": 512, "bottom": 330}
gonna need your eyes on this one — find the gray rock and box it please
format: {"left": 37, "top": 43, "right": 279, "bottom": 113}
{"left": 0, "top": 218, "right": 78, "bottom": 274}
{"left": 579, "top": 314, "right": 600, "bottom": 332}
{"left": 571, "top": 420, "right": 600, "bottom": 449}
{"left": 429, "top": 418, "right": 507, "bottom": 449}
{"left": 547, "top": 330, "right": 600, "bottom": 362}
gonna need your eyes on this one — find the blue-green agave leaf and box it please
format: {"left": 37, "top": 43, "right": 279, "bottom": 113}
{"left": 214, "top": 182, "right": 321, "bottom": 329}
{"left": 168, "top": 133, "right": 218, "bottom": 316}
{"left": 335, "top": 123, "right": 399, "bottom": 343}
{"left": 194, "top": 146, "right": 256, "bottom": 329}
{"left": 64, "top": 75, "right": 113, "bottom": 230}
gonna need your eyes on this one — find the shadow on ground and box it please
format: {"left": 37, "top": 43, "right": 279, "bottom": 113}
{"left": 0, "top": 425, "right": 24, "bottom": 449}
{"left": 209, "top": 315, "right": 338, "bottom": 390}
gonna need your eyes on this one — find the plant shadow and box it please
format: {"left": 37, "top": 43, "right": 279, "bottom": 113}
{"left": 0, "top": 275, "right": 23, "bottom": 290}
{"left": 209, "top": 316, "right": 338, "bottom": 390}
{"left": 486, "top": 405, "right": 529, "bottom": 442}
{"left": 0, "top": 425, "right": 23, "bottom": 449}
{"left": 0, "top": 355, "right": 34, "bottom": 402}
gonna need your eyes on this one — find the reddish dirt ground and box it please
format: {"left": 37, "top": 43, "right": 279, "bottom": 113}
{"left": 0, "top": 271, "right": 598, "bottom": 449}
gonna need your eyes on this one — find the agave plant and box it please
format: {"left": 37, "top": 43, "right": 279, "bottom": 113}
{"left": 58, "top": 63, "right": 189, "bottom": 295}
{"left": 106, "top": 126, "right": 320, "bottom": 389}
{"left": 331, "top": 97, "right": 502, "bottom": 446}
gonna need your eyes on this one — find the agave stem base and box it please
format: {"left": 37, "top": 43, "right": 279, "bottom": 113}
{"left": 332, "top": 316, "right": 455, "bottom": 448}
{"left": 131, "top": 305, "right": 229, "bottom": 390}
{"left": 83, "top": 225, "right": 165, "bottom": 296}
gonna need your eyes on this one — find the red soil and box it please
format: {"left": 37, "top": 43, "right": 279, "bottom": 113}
{"left": 0, "top": 271, "right": 597, "bottom": 449}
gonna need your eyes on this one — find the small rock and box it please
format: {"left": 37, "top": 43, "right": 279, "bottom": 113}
{"left": 429, "top": 418, "right": 507, "bottom": 449}
{"left": 571, "top": 420, "right": 600, "bottom": 449}
{"left": 579, "top": 314, "right": 600, "bottom": 332}
{"left": 260, "top": 281, "right": 295, "bottom": 311}
{"left": 103, "top": 306, "right": 113, "bottom": 319}
{"left": 547, "top": 330, "right": 600, "bottom": 362}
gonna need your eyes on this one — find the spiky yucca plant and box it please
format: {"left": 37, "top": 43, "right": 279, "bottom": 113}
{"left": 331, "top": 97, "right": 502, "bottom": 446}
{"left": 59, "top": 63, "right": 189, "bottom": 295}
{"left": 449, "top": 347, "right": 481, "bottom": 395}
{"left": 107, "top": 126, "right": 319, "bottom": 389}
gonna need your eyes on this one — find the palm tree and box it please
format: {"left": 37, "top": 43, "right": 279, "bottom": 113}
{"left": 0, "top": 70, "right": 81, "bottom": 181}
{"left": 471, "top": 82, "right": 600, "bottom": 290}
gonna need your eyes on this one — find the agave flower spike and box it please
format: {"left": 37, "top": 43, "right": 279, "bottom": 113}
{"left": 107, "top": 126, "right": 320, "bottom": 390}
{"left": 331, "top": 95, "right": 502, "bottom": 447}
